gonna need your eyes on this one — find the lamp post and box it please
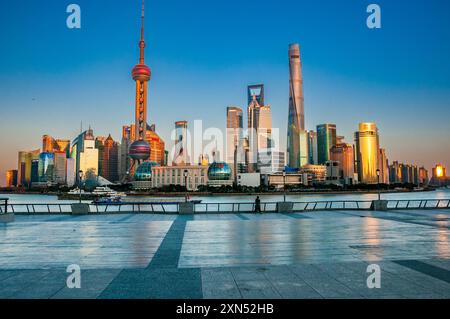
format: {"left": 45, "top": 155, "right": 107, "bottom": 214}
{"left": 78, "top": 170, "right": 83, "bottom": 203}
{"left": 184, "top": 170, "right": 188, "bottom": 202}
{"left": 283, "top": 170, "right": 286, "bottom": 202}
{"left": 376, "top": 168, "right": 381, "bottom": 201}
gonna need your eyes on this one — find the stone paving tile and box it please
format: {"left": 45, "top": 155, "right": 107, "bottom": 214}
{"left": 202, "top": 280, "right": 241, "bottom": 299}
{"left": 235, "top": 280, "right": 282, "bottom": 299}
{"left": 270, "top": 280, "right": 323, "bottom": 299}
{"left": 288, "top": 264, "right": 364, "bottom": 298}
{"left": 0, "top": 270, "right": 52, "bottom": 298}
{"left": 202, "top": 287, "right": 242, "bottom": 299}
{"left": 0, "top": 270, "right": 18, "bottom": 282}
{"left": 259, "top": 265, "right": 300, "bottom": 281}
{"left": 318, "top": 262, "right": 433, "bottom": 298}
{"left": 201, "top": 268, "right": 235, "bottom": 283}
{"left": 230, "top": 267, "right": 269, "bottom": 281}
{"left": 10, "top": 270, "right": 67, "bottom": 298}
{"left": 52, "top": 269, "right": 122, "bottom": 299}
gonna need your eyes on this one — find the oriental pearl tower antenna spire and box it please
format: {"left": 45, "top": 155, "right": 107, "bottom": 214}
{"left": 128, "top": 0, "right": 151, "bottom": 177}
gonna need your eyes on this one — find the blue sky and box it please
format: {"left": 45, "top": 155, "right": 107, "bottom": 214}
{"left": 0, "top": 0, "right": 450, "bottom": 185}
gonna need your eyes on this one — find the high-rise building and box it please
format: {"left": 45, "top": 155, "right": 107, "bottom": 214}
{"left": 66, "top": 158, "right": 76, "bottom": 187}
{"left": 96, "top": 134, "right": 119, "bottom": 182}
{"left": 173, "top": 121, "right": 190, "bottom": 165}
{"left": 247, "top": 84, "right": 264, "bottom": 108}
{"left": 298, "top": 130, "right": 309, "bottom": 168}
{"left": 38, "top": 152, "right": 55, "bottom": 184}
{"left": 258, "top": 151, "right": 285, "bottom": 174}
{"left": 96, "top": 136, "right": 107, "bottom": 177}
{"left": 30, "top": 159, "right": 39, "bottom": 186}
{"left": 317, "top": 124, "right": 337, "bottom": 164}
{"left": 226, "top": 106, "right": 243, "bottom": 163}
{"left": 399, "top": 164, "right": 418, "bottom": 184}
{"left": 330, "top": 143, "right": 355, "bottom": 182}
{"left": 418, "top": 166, "right": 429, "bottom": 185}
{"left": 325, "top": 161, "right": 340, "bottom": 182}
{"left": 247, "top": 94, "right": 273, "bottom": 172}
{"left": 17, "top": 149, "right": 40, "bottom": 187}
{"left": 378, "top": 148, "right": 389, "bottom": 184}
{"left": 146, "top": 125, "right": 165, "bottom": 166}
{"left": 336, "top": 136, "right": 346, "bottom": 145}
{"left": 307, "top": 130, "right": 318, "bottom": 165}
{"left": 389, "top": 161, "right": 420, "bottom": 185}
{"left": 430, "top": 164, "right": 447, "bottom": 186}
{"left": 17, "top": 151, "right": 27, "bottom": 186}
{"left": 287, "top": 43, "right": 305, "bottom": 169}
{"left": 42, "top": 135, "right": 70, "bottom": 156}
{"left": 118, "top": 125, "right": 132, "bottom": 181}
{"left": 5, "top": 170, "right": 18, "bottom": 187}
{"left": 71, "top": 128, "right": 99, "bottom": 183}
{"left": 42, "top": 135, "right": 54, "bottom": 153}
{"left": 389, "top": 161, "right": 401, "bottom": 184}
{"left": 53, "top": 151, "right": 67, "bottom": 185}
{"left": 432, "top": 164, "right": 446, "bottom": 179}
{"left": 247, "top": 95, "right": 260, "bottom": 170}
{"left": 128, "top": 0, "right": 151, "bottom": 174}
{"left": 354, "top": 123, "right": 380, "bottom": 184}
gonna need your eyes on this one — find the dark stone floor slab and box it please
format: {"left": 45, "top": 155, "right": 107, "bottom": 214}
{"left": 393, "top": 260, "right": 450, "bottom": 284}
{"left": 99, "top": 268, "right": 202, "bottom": 299}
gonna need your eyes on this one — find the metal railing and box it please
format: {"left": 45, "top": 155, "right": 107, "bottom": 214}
{"left": 387, "top": 199, "right": 450, "bottom": 210}
{"left": 4, "top": 198, "right": 449, "bottom": 215}
{"left": 0, "top": 198, "right": 8, "bottom": 214}
{"left": 295, "top": 200, "right": 374, "bottom": 211}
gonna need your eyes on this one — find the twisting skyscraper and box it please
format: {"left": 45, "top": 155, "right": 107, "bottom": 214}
{"left": 128, "top": 0, "right": 151, "bottom": 174}
{"left": 287, "top": 43, "right": 306, "bottom": 169}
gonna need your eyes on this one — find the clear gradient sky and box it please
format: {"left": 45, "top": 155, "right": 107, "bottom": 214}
{"left": 1, "top": 0, "right": 449, "bottom": 186}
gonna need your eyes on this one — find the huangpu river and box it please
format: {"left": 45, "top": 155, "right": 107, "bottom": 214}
{"left": 1, "top": 189, "right": 449, "bottom": 204}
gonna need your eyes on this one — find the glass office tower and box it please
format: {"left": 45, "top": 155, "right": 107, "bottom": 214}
{"left": 317, "top": 124, "right": 337, "bottom": 164}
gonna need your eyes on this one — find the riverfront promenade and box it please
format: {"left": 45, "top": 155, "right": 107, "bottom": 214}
{"left": 0, "top": 208, "right": 449, "bottom": 298}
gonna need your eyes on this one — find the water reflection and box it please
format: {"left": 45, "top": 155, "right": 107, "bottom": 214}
{"left": 435, "top": 215, "right": 449, "bottom": 258}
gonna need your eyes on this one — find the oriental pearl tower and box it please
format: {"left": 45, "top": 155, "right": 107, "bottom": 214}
{"left": 128, "top": 0, "right": 151, "bottom": 175}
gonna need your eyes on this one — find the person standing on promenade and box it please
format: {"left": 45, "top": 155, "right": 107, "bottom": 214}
{"left": 254, "top": 196, "right": 262, "bottom": 213}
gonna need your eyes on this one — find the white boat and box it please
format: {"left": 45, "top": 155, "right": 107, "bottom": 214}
{"left": 68, "top": 187, "right": 88, "bottom": 195}
{"left": 92, "top": 186, "right": 126, "bottom": 197}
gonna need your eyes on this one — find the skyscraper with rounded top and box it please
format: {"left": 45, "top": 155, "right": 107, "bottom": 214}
{"left": 355, "top": 122, "right": 380, "bottom": 184}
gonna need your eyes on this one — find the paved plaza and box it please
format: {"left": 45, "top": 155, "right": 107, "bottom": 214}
{"left": 0, "top": 209, "right": 449, "bottom": 299}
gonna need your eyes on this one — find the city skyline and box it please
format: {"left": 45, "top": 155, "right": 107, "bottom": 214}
{"left": 1, "top": 0, "right": 450, "bottom": 185}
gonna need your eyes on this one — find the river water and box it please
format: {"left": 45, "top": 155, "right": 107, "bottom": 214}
{"left": 1, "top": 189, "right": 449, "bottom": 204}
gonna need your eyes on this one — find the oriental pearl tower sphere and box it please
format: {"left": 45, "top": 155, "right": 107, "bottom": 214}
{"left": 129, "top": 0, "right": 151, "bottom": 174}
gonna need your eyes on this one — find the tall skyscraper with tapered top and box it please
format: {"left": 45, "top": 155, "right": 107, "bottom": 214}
{"left": 128, "top": 0, "right": 151, "bottom": 175}
{"left": 287, "top": 43, "right": 306, "bottom": 169}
